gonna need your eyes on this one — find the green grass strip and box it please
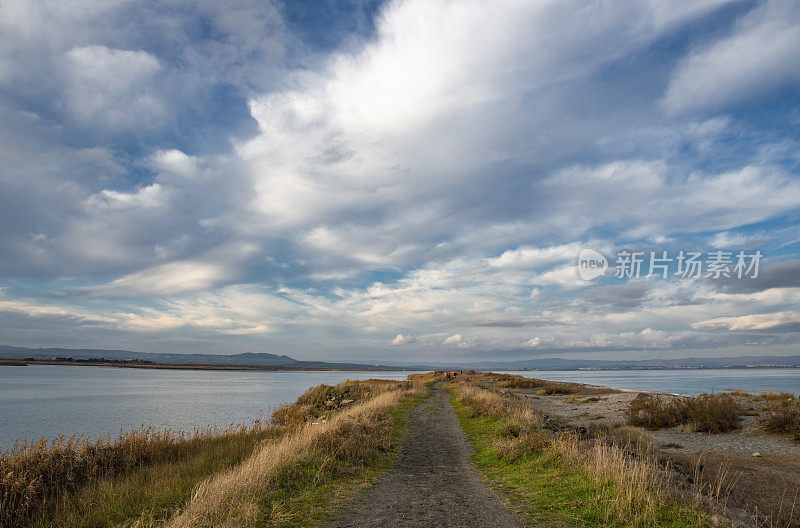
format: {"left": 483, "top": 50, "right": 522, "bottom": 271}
{"left": 451, "top": 394, "right": 716, "bottom": 528}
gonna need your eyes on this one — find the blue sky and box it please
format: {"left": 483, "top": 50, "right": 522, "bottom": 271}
{"left": 0, "top": 0, "right": 799, "bottom": 362}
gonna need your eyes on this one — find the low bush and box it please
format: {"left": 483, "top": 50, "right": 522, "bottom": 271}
{"left": 589, "top": 423, "right": 654, "bottom": 454}
{"left": 757, "top": 391, "right": 796, "bottom": 401}
{"left": 626, "top": 393, "right": 742, "bottom": 433}
{"left": 760, "top": 398, "right": 800, "bottom": 439}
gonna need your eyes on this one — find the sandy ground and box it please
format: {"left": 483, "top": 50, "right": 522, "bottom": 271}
{"left": 328, "top": 387, "right": 526, "bottom": 528}
{"left": 519, "top": 389, "right": 800, "bottom": 459}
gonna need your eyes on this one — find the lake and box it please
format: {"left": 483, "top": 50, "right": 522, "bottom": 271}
{"left": 503, "top": 368, "right": 800, "bottom": 396}
{"left": 0, "top": 365, "right": 423, "bottom": 450}
{"left": 2, "top": 365, "right": 798, "bottom": 450}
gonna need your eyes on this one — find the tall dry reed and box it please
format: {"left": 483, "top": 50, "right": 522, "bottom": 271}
{"left": 0, "top": 421, "right": 270, "bottom": 527}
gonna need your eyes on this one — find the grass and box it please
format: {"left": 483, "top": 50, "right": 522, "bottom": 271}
{"left": 451, "top": 384, "right": 717, "bottom": 528}
{"left": 29, "top": 428, "right": 276, "bottom": 528}
{"left": 1, "top": 421, "right": 272, "bottom": 528}
{"left": 7, "top": 378, "right": 424, "bottom": 528}
{"left": 163, "top": 382, "right": 426, "bottom": 528}
{"left": 759, "top": 395, "right": 800, "bottom": 441}
{"left": 626, "top": 393, "right": 742, "bottom": 433}
{"left": 485, "top": 372, "right": 613, "bottom": 396}
{"left": 252, "top": 392, "right": 425, "bottom": 528}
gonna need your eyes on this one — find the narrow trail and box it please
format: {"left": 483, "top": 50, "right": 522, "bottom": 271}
{"left": 328, "top": 386, "right": 527, "bottom": 528}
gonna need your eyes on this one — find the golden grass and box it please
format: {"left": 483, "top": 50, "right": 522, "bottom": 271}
{"left": 760, "top": 397, "right": 800, "bottom": 438}
{"left": 1, "top": 421, "right": 271, "bottom": 528}
{"left": 164, "top": 382, "right": 425, "bottom": 528}
{"left": 271, "top": 379, "right": 411, "bottom": 428}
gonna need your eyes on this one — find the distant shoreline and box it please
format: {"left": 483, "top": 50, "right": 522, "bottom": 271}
{"left": 0, "top": 359, "right": 410, "bottom": 372}
{"left": 1, "top": 359, "right": 798, "bottom": 372}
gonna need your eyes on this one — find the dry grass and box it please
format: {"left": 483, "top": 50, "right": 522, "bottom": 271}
{"left": 271, "top": 379, "right": 411, "bottom": 429}
{"left": 164, "top": 382, "right": 425, "bottom": 528}
{"left": 758, "top": 391, "right": 796, "bottom": 401}
{"left": 760, "top": 396, "right": 800, "bottom": 440}
{"left": 550, "top": 431, "right": 674, "bottom": 523}
{"left": 454, "top": 384, "right": 544, "bottom": 428}
{"left": 485, "top": 372, "right": 611, "bottom": 395}
{"left": 626, "top": 393, "right": 742, "bottom": 433}
{"left": 452, "top": 383, "right": 726, "bottom": 527}
{"left": 455, "top": 385, "right": 673, "bottom": 523}
{"left": 0, "top": 421, "right": 271, "bottom": 528}
{"left": 589, "top": 423, "right": 655, "bottom": 454}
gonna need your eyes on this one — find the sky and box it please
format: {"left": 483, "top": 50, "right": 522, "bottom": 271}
{"left": 0, "top": 0, "right": 799, "bottom": 363}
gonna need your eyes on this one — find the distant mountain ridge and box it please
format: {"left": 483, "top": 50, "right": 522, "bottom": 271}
{"left": 0, "top": 345, "right": 403, "bottom": 370}
{"left": 0, "top": 345, "right": 798, "bottom": 371}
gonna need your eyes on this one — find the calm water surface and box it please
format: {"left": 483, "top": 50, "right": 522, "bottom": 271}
{"left": 504, "top": 368, "right": 800, "bottom": 396}
{"left": 3, "top": 365, "right": 798, "bottom": 450}
{"left": 0, "top": 365, "right": 423, "bottom": 450}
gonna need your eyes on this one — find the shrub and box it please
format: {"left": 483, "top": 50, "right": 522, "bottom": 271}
{"left": 626, "top": 393, "right": 741, "bottom": 433}
{"left": 536, "top": 382, "right": 576, "bottom": 395}
{"left": 626, "top": 394, "right": 680, "bottom": 429}
{"left": 760, "top": 398, "right": 800, "bottom": 438}
{"left": 681, "top": 394, "right": 742, "bottom": 433}
{"left": 757, "top": 391, "right": 796, "bottom": 401}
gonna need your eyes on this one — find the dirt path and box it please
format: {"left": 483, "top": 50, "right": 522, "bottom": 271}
{"left": 328, "top": 386, "right": 527, "bottom": 528}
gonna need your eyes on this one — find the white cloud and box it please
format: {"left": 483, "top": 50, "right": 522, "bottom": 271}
{"left": 64, "top": 45, "right": 164, "bottom": 129}
{"left": 390, "top": 333, "right": 415, "bottom": 346}
{"left": 664, "top": 2, "right": 800, "bottom": 113}
{"left": 81, "top": 260, "right": 230, "bottom": 297}
{"left": 444, "top": 333, "right": 464, "bottom": 345}
{"left": 523, "top": 337, "right": 541, "bottom": 348}
{"left": 87, "top": 183, "right": 167, "bottom": 210}
{"left": 692, "top": 311, "right": 800, "bottom": 331}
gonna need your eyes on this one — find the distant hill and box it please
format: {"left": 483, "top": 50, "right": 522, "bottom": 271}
{"left": 0, "top": 345, "right": 407, "bottom": 371}
{"left": 1, "top": 345, "right": 798, "bottom": 371}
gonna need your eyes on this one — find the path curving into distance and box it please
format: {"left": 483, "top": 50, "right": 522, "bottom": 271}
{"left": 328, "top": 386, "right": 527, "bottom": 528}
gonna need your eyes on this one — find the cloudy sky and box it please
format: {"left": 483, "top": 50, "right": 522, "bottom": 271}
{"left": 1, "top": 0, "right": 799, "bottom": 363}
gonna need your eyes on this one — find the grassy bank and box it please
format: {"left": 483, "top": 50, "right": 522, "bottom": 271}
{"left": 3, "top": 378, "right": 425, "bottom": 528}
{"left": 1, "top": 422, "right": 276, "bottom": 528}
{"left": 450, "top": 383, "right": 718, "bottom": 528}
{"left": 164, "top": 379, "right": 425, "bottom": 528}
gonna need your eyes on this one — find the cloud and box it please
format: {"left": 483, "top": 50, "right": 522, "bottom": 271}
{"left": 390, "top": 334, "right": 415, "bottom": 346}
{"left": 523, "top": 337, "right": 541, "bottom": 348}
{"left": 693, "top": 311, "right": 800, "bottom": 332}
{"left": 78, "top": 260, "right": 231, "bottom": 297}
{"left": 716, "top": 260, "right": 800, "bottom": 294}
{"left": 0, "top": 0, "right": 799, "bottom": 362}
{"left": 64, "top": 45, "right": 164, "bottom": 129}
{"left": 663, "top": 2, "right": 800, "bottom": 113}
{"left": 444, "top": 334, "right": 464, "bottom": 345}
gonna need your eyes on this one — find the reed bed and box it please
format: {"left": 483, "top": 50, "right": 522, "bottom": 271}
{"left": 1, "top": 421, "right": 271, "bottom": 528}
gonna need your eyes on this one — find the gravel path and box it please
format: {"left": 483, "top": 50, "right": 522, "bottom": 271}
{"left": 328, "top": 386, "right": 527, "bottom": 528}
